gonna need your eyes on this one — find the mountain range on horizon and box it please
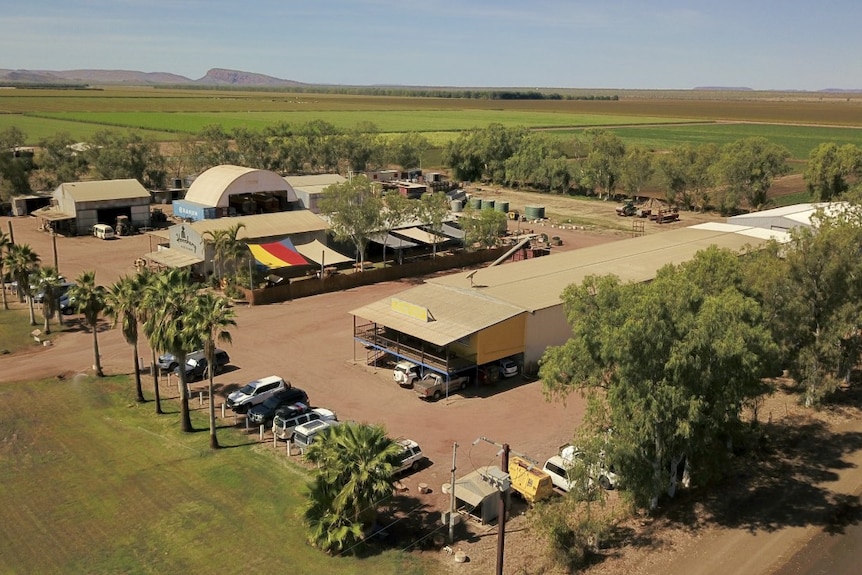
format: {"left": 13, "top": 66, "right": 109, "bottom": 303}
{"left": 0, "top": 67, "right": 859, "bottom": 92}
{"left": 0, "top": 67, "right": 308, "bottom": 88}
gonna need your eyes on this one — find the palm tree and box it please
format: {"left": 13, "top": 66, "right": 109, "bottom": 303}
{"left": 188, "top": 292, "right": 236, "bottom": 448}
{"left": 303, "top": 422, "right": 403, "bottom": 553}
{"left": 68, "top": 270, "right": 106, "bottom": 377}
{"left": 204, "top": 222, "right": 246, "bottom": 287}
{"left": 34, "top": 266, "right": 62, "bottom": 335}
{"left": 136, "top": 268, "right": 164, "bottom": 414}
{"left": 5, "top": 243, "right": 41, "bottom": 325}
{"left": 0, "top": 231, "right": 10, "bottom": 311}
{"left": 144, "top": 268, "right": 201, "bottom": 432}
{"left": 104, "top": 274, "right": 146, "bottom": 403}
{"left": 202, "top": 228, "right": 229, "bottom": 285}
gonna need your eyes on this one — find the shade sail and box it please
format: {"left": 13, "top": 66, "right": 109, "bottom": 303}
{"left": 370, "top": 233, "right": 418, "bottom": 250}
{"left": 247, "top": 238, "right": 310, "bottom": 269}
{"left": 294, "top": 239, "right": 353, "bottom": 266}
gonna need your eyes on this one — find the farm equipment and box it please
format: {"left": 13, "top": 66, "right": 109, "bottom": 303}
{"left": 615, "top": 201, "right": 636, "bottom": 217}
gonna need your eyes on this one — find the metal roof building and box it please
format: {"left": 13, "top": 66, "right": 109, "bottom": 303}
{"left": 727, "top": 202, "right": 848, "bottom": 232}
{"left": 351, "top": 223, "right": 790, "bottom": 375}
{"left": 181, "top": 165, "right": 298, "bottom": 216}
{"left": 285, "top": 174, "right": 346, "bottom": 214}
{"left": 31, "top": 179, "right": 151, "bottom": 236}
{"left": 143, "top": 210, "right": 334, "bottom": 272}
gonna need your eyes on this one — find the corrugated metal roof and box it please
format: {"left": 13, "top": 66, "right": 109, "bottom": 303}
{"left": 428, "top": 225, "right": 783, "bottom": 313}
{"left": 350, "top": 283, "right": 525, "bottom": 347}
{"left": 284, "top": 174, "right": 346, "bottom": 193}
{"left": 187, "top": 211, "right": 328, "bottom": 240}
{"left": 57, "top": 179, "right": 149, "bottom": 202}
{"left": 185, "top": 165, "right": 295, "bottom": 207}
{"left": 143, "top": 248, "right": 204, "bottom": 268}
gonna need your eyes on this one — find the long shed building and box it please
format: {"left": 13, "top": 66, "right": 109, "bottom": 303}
{"left": 351, "top": 223, "right": 789, "bottom": 381}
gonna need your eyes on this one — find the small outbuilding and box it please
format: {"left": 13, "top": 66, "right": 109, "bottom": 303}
{"left": 727, "top": 202, "right": 848, "bottom": 232}
{"left": 453, "top": 466, "right": 511, "bottom": 524}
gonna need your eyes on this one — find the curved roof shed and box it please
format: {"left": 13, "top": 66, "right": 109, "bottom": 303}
{"left": 184, "top": 165, "right": 297, "bottom": 208}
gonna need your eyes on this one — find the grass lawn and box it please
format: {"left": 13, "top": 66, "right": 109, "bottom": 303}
{"left": 0, "top": 375, "right": 439, "bottom": 575}
{"left": 0, "top": 304, "right": 68, "bottom": 354}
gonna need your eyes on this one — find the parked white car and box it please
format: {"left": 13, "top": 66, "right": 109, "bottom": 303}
{"left": 393, "top": 439, "right": 425, "bottom": 474}
{"left": 393, "top": 360, "right": 421, "bottom": 387}
{"left": 272, "top": 405, "right": 337, "bottom": 441}
{"left": 543, "top": 445, "right": 619, "bottom": 493}
{"left": 226, "top": 375, "right": 287, "bottom": 413}
{"left": 498, "top": 357, "right": 519, "bottom": 378}
{"left": 293, "top": 418, "right": 339, "bottom": 450}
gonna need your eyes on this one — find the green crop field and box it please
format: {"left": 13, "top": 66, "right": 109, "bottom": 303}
{"left": 0, "top": 86, "right": 859, "bottom": 155}
{"left": 0, "top": 375, "right": 438, "bottom": 575}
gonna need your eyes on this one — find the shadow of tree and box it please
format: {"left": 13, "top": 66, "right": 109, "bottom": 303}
{"left": 596, "top": 415, "right": 862, "bottom": 563}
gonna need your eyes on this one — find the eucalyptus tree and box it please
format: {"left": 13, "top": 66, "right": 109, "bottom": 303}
{"left": 619, "top": 145, "right": 654, "bottom": 199}
{"left": 379, "top": 192, "right": 416, "bottom": 267}
{"left": 34, "top": 131, "right": 89, "bottom": 188}
{"left": 303, "top": 422, "right": 403, "bottom": 554}
{"left": 743, "top": 205, "right": 862, "bottom": 405}
{"left": 319, "top": 175, "right": 383, "bottom": 269}
{"left": 385, "top": 131, "right": 430, "bottom": 171}
{"left": 579, "top": 129, "right": 626, "bottom": 200}
{"left": 417, "top": 192, "right": 450, "bottom": 257}
{"left": 712, "top": 137, "right": 791, "bottom": 213}
{"left": 144, "top": 268, "right": 202, "bottom": 432}
{"left": 34, "top": 266, "right": 63, "bottom": 335}
{"left": 804, "top": 142, "right": 862, "bottom": 201}
{"left": 68, "top": 271, "right": 107, "bottom": 377}
{"left": 540, "top": 248, "right": 778, "bottom": 508}
{"left": 5, "top": 243, "right": 40, "bottom": 325}
{"left": 104, "top": 274, "right": 147, "bottom": 403}
{"left": 188, "top": 292, "right": 236, "bottom": 449}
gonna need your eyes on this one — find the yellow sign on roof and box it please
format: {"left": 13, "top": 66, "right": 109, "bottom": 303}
{"left": 391, "top": 297, "right": 429, "bottom": 322}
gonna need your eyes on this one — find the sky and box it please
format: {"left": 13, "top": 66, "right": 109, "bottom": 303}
{"left": 2, "top": 0, "right": 860, "bottom": 91}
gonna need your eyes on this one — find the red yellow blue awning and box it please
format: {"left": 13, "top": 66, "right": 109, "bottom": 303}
{"left": 247, "top": 238, "right": 310, "bottom": 269}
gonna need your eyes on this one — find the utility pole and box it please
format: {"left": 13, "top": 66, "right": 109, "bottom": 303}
{"left": 449, "top": 441, "right": 458, "bottom": 543}
{"left": 496, "top": 443, "right": 509, "bottom": 575}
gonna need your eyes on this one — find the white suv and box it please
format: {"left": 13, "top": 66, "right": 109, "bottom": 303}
{"left": 226, "top": 375, "right": 287, "bottom": 413}
{"left": 394, "top": 439, "right": 425, "bottom": 474}
{"left": 393, "top": 360, "right": 421, "bottom": 387}
{"left": 272, "top": 405, "right": 337, "bottom": 441}
{"left": 293, "top": 419, "right": 339, "bottom": 450}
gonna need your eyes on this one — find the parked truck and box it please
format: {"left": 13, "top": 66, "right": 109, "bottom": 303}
{"left": 414, "top": 373, "right": 470, "bottom": 400}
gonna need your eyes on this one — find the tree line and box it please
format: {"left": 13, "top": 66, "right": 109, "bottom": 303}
{"left": 3, "top": 121, "right": 860, "bottom": 216}
{"left": 444, "top": 124, "right": 862, "bottom": 213}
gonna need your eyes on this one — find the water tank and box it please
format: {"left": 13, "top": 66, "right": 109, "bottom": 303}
{"left": 524, "top": 205, "right": 545, "bottom": 219}
{"left": 450, "top": 199, "right": 464, "bottom": 212}
{"left": 481, "top": 199, "right": 496, "bottom": 210}
{"left": 468, "top": 197, "right": 482, "bottom": 209}
{"left": 495, "top": 201, "right": 509, "bottom": 213}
